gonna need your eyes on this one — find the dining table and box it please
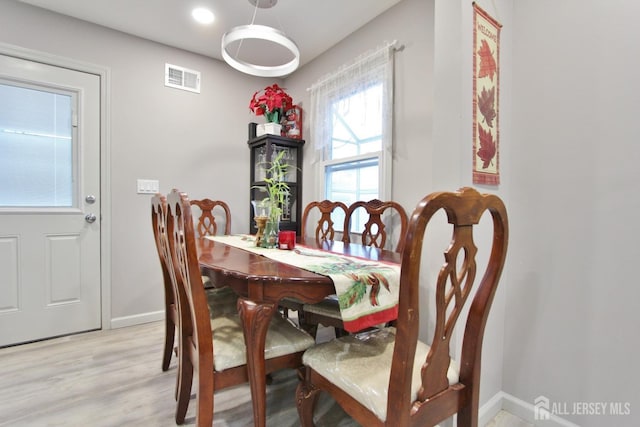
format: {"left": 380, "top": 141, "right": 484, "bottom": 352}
{"left": 197, "top": 235, "right": 401, "bottom": 427}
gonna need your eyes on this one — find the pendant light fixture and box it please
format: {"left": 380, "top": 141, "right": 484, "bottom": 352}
{"left": 221, "top": 0, "right": 300, "bottom": 77}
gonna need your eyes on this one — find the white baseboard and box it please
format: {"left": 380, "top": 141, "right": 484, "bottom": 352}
{"left": 110, "top": 310, "right": 164, "bottom": 329}
{"left": 480, "top": 391, "right": 505, "bottom": 425}
{"left": 488, "top": 391, "right": 580, "bottom": 427}
{"left": 426, "top": 391, "right": 533, "bottom": 427}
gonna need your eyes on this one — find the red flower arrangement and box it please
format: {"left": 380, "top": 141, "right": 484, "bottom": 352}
{"left": 249, "top": 84, "right": 293, "bottom": 124}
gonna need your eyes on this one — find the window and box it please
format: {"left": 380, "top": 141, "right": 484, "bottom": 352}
{"left": 0, "top": 80, "right": 76, "bottom": 208}
{"left": 310, "top": 43, "right": 394, "bottom": 233}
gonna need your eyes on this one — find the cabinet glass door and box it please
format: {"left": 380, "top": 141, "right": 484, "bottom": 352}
{"left": 272, "top": 145, "right": 297, "bottom": 183}
{"left": 254, "top": 145, "right": 267, "bottom": 182}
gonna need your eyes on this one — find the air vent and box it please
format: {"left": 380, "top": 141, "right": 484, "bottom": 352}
{"left": 165, "top": 63, "right": 201, "bottom": 93}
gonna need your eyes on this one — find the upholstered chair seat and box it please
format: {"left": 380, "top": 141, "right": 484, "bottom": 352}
{"left": 212, "top": 311, "right": 315, "bottom": 371}
{"left": 302, "top": 328, "right": 459, "bottom": 422}
{"left": 304, "top": 297, "right": 342, "bottom": 320}
{"left": 205, "top": 285, "right": 315, "bottom": 370}
{"left": 300, "top": 297, "right": 341, "bottom": 320}
{"left": 205, "top": 286, "right": 239, "bottom": 316}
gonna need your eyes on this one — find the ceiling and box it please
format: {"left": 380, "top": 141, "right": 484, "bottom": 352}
{"left": 18, "top": 0, "right": 403, "bottom": 72}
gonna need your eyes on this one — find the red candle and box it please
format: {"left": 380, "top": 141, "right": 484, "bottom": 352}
{"left": 278, "top": 230, "right": 296, "bottom": 250}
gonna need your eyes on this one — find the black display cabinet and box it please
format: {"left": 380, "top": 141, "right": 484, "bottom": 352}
{"left": 248, "top": 134, "right": 305, "bottom": 236}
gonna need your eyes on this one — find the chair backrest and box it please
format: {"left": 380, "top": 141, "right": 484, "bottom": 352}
{"left": 343, "top": 199, "right": 409, "bottom": 253}
{"left": 190, "top": 198, "right": 231, "bottom": 237}
{"left": 151, "top": 194, "right": 177, "bottom": 321}
{"left": 388, "top": 187, "right": 508, "bottom": 425}
{"left": 300, "top": 200, "right": 349, "bottom": 245}
{"left": 166, "top": 189, "right": 213, "bottom": 367}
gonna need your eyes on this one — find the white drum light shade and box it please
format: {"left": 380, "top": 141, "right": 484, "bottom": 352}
{"left": 221, "top": 24, "right": 300, "bottom": 77}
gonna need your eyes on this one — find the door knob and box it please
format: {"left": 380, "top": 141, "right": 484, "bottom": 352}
{"left": 85, "top": 195, "right": 96, "bottom": 204}
{"left": 85, "top": 213, "right": 97, "bottom": 223}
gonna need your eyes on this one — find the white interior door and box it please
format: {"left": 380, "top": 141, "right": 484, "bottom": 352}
{"left": 0, "top": 54, "right": 101, "bottom": 347}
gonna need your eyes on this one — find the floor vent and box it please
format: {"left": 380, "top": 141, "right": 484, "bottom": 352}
{"left": 165, "top": 63, "right": 201, "bottom": 93}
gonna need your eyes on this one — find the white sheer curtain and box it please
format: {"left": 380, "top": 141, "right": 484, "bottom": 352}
{"left": 309, "top": 41, "right": 396, "bottom": 166}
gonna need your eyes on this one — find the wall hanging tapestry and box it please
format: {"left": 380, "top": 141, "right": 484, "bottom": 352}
{"left": 472, "top": 3, "right": 502, "bottom": 185}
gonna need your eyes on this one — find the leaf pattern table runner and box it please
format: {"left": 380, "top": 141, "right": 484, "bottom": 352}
{"left": 204, "top": 235, "right": 400, "bottom": 332}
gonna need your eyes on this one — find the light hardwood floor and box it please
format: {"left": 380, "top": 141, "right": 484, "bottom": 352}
{"left": 0, "top": 321, "right": 532, "bottom": 426}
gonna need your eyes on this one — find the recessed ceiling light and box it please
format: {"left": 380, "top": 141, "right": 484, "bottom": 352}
{"left": 192, "top": 8, "right": 215, "bottom": 25}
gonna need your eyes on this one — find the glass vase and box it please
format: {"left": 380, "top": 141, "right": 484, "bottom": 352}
{"left": 262, "top": 217, "right": 280, "bottom": 249}
{"left": 251, "top": 200, "right": 271, "bottom": 247}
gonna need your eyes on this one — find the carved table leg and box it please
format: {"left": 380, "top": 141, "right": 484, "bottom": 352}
{"left": 237, "top": 297, "right": 275, "bottom": 427}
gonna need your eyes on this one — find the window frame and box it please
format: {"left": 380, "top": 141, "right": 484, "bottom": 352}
{"left": 314, "top": 70, "right": 392, "bottom": 217}
{"left": 0, "top": 78, "right": 79, "bottom": 212}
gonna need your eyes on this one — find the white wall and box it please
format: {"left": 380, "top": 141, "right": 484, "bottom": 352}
{"left": 503, "top": 2, "right": 640, "bottom": 426}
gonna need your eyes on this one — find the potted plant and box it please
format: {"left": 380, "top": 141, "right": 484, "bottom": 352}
{"left": 253, "top": 149, "right": 291, "bottom": 248}
{"left": 249, "top": 84, "right": 293, "bottom": 136}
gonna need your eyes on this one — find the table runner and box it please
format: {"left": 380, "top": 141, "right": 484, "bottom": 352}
{"left": 204, "top": 235, "right": 400, "bottom": 332}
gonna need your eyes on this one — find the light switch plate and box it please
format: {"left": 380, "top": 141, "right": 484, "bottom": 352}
{"left": 137, "top": 179, "right": 159, "bottom": 194}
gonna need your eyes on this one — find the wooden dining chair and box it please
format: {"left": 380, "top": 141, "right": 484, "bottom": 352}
{"left": 151, "top": 194, "right": 179, "bottom": 372}
{"left": 151, "top": 194, "right": 239, "bottom": 374}
{"left": 300, "top": 199, "right": 349, "bottom": 245}
{"left": 190, "top": 198, "right": 232, "bottom": 288}
{"left": 279, "top": 200, "right": 349, "bottom": 335}
{"left": 343, "top": 199, "right": 409, "bottom": 253}
{"left": 301, "top": 199, "right": 408, "bottom": 337}
{"left": 296, "top": 187, "right": 509, "bottom": 427}
{"left": 165, "top": 189, "right": 315, "bottom": 426}
{"left": 153, "top": 192, "right": 240, "bottom": 420}
{"left": 190, "top": 198, "right": 231, "bottom": 237}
